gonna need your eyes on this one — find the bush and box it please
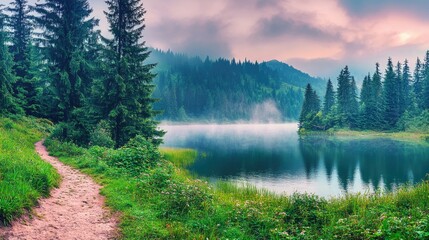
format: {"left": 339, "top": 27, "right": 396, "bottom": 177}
{"left": 89, "top": 121, "right": 114, "bottom": 148}
{"left": 105, "top": 135, "right": 161, "bottom": 175}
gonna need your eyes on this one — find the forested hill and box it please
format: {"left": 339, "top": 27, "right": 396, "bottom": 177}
{"left": 149, "top": 49, "right": 325, "bottom": 122}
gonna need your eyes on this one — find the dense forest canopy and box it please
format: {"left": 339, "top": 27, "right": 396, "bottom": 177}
{"left": 299, "top": 52, "right": 429, "bottom": 132}
{"left": 0, "top": 0, "right": 162, "bottom": 147}
{"left": 150, "top": 49, "right": 325, "bottom": 122}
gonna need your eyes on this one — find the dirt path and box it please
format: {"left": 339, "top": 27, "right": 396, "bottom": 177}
{"left": 0, "top": 141, "right": 117, "bottom": 240}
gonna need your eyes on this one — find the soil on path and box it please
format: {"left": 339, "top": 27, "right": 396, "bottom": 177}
{"left": 0, "top": 141, "right": 117, "bottom": 240}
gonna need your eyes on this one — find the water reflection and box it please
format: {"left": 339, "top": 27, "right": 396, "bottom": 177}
{"left": 161, "top": 124, "right": 429, "bottom": 197}
{"left": 299, "top": 136, "right": 429, "bottom": 192}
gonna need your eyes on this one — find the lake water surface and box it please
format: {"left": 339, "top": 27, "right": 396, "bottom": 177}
{"left": 161, "top": 124, "right": 429, "bottom": 198}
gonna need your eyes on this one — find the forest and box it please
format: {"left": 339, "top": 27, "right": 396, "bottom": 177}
{"left": 299, "top": 53, "right": 429, "bottom": 132}
{"left": 150, "top": 49, "right": 325, "bottom": 121}
{"left": 0, "top": 0, "right": 162, "bottom": 147}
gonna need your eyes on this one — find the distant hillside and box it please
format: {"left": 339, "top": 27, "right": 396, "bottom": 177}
{"left": 264, "top": 60, "right": 325, "bottom": 95}
{"left": 149, "top": 49, "right": 326, "bottom": 122}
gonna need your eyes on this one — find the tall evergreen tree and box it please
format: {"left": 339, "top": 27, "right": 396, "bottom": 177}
{"left": 336, "top": 66, "right": 358, "bottom": 127}
{"left": 383, "top": 58, "right": 400, "bottom": 128}
{"left": 413, "top": 58, "right": 424, "bottom": 111}
{"left": 400, "top": 59, "right": 411, "bottom": 114}
{"left": 423, "top": 51, "right": 429, "bottom": 110}
{"left": 299, "top": 84, "right": 320, "bottom": 130}
{"left": 0, "top": 8, "right": 21, "bottom": 115}
{"left": 101, "top": 0, "right": 164, "bottom": 147}
{"left": 34, "top": 0, "right": 97, "bottom": 124}
{"left": 368, "top": 63, "right": 384, "bottom": 129}
{"left": 7, "top": 0, "right": 40, "bottom": 115}
{"left": 349, "top": 77, "right": 359, "bottom": 127}
{"left": 336, "top": 67, "right": 349, "bottom": 126}
{"left": 323, "top": 79, "right": 335, "bottom": 115}
{"left": 360, "top": 74, "right": 371, "bottom": 128}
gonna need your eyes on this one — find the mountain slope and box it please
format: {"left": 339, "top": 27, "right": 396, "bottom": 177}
{"left": 149, "top": 49, "right": 326, "bottom": 121}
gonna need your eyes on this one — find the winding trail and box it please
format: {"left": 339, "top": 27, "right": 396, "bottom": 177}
{"left": 0, "top": 141, "right": 118, "bottom": 240}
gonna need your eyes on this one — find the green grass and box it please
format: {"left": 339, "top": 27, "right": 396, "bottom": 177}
{"left": 44, "top": 139, "right": 429, "bottom": 239}
{"left": 0, "top": 118, "right": 60, "bottom": 226}
{"left": 301, "top": 128, "right": 429, "bottom": 145}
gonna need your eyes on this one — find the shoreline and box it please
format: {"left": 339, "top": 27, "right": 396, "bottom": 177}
{"left": 299, "top": 129, "right": 429, "bottom": 144}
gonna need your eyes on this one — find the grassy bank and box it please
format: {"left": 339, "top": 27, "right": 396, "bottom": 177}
{"left": 44, "top": 138, "right": 429, "bottom": 239}
{"left": 300, "top": 128, "right": 429, "bottom": 144}
{"left": 0, "top": 118, "right": 60, "bottom": 226}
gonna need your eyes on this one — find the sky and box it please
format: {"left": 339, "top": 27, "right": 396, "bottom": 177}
{"left": 29, "top": 0, "right": 429, "bottom": 81}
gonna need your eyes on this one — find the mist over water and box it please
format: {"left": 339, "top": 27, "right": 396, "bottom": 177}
{"left": 250, "top": 100, "right": 282, "bottom": 123}
{"left": 161, "top": 124, "right": 429, "bottom": 198}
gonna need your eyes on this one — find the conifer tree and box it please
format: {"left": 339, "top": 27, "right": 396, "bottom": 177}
{"left": 360, "top": 74, "right": 371, "bottom": 128}
{"left": 413, "top": 58, "right": 424, "bottom": 111}
{"left": 423, "top": 51, "right": 429, "bottom": 110}
{"left": 383, "top": 58, "right": 400, "bottom": 128}
{"left": 369, "top": 63, "right": 384, "bottom": 129}
{"left": 101, "top": 0, "right": 164, "bottom": 147}
{"left": 7, "top": 0, "right": 40, "bottom": 115}
{"left": 299, "top": 84, "right": 320, "bottom": 129}
{"left": 0, "top": 8, "right": 21, "bottom": 115}
{"left": 323, "top": 79, "right": 335, "bottom": 115}
{"left": 34, "top": 0, "right": 97, "bottom": 137}
{"left": 349, "top": 77, "right": 359, "bottom": 128}
{"left": 401, "top": 59, "right": 411, "bottom": 114}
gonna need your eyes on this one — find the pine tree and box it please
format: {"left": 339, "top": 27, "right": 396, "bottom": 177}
{"left": 0, "top": 9, "right": 21, "bottom": 115}
{"left": 336, "top": 66, "right": 358, "bottom": 127}
{"left": 101, "top": 0, "right": 164, "bottom": 147}
{"left": 413, "top": 58, "right": 424, "bottom": 111}
{"left": 299, "top": 84, "right": 320, "bottom": 130}
{"left": 401, "top": 59, "right": 411, "bottom": 114}
{"left": 423, "top": 51, "right": 429, "bottom": 110}
{"left": 369, "top": 63, "right": 384, "bottom": 129}
{"left": 34, "top": 0, "right": 97, "bottom": 139}
{"left": 383, "top": 58, "right": 400, "bottom": 128}
{"left": 7, "top": 0, "right": 40, "bottom": 115}
{"left": 360, "top": 74, "right": 371, "bottom": 128}
{"left": 323, "top": 79, "right": 335, "bottom": 115}
{"left": 349, "top": 77, "right": 359, "bottom": 128}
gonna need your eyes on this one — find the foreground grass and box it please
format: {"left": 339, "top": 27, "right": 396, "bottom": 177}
{"left": 0, "top": 118, "right": 60, "bottom": 226}
{"left": 45, "top": 139, "right": 429, "bottom": 239}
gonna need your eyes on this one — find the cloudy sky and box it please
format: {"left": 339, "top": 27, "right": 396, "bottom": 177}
{"left": 33, "top": 0, "right": 429, "bottom": 81}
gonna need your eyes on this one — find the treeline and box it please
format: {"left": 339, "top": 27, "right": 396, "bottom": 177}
{"left": 300, "top": 52, "right": 429, "bottom": 132}
{"left": 150, "top": 50, "right": 325, "bottom": 121}
{"left": 0, "top": 0, "right": 162, "bottom": 147}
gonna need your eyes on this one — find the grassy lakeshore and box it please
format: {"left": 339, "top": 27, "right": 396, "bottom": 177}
{"left": 300, "top": 129, "right": 429, "bottom": 144}
{"left": 43, "top": 137, "right": 429, "bottom": 239}
{"left": 0, "top": 118, "right": 60, "bottom": 226}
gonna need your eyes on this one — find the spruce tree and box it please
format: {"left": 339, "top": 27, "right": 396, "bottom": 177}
{"left": 401, "top": 59, "right": 411, "bottom": 114}
{"left": 369, "top": 63, "right": 384, "bottom": 130}
{"left": 360, "top": 74, "right": 371, "bottom": 128}
{"left": 323, "top": 79, "right": 335, "bottom": 115}
{"left": 349, "top": 77, "right": 359, "bottom": 128}
{"left": 101, "top": 0, "right": 164, "bottom": 147}
{"left": 299, "top": 84, "right": 320, "bottom": 130}
{"left": 34, "top": 0, "right": 97, "bottom": 138}
{"left": 423, "top": 51, "right": 429, "bottom": 110}
{"left": 0, "top": 9, "right": 21, "bottom": 115}
{"left": 7, "top": 0, "right": 40, "bottom": 115}
{"left": 383, "top": 58, "right": 400, "bottom": 128}
{"left": 336, "top": 66, "right": 357, "bottom": 127}
{"left": 413, "top": 58, "right": 424, "bottom": 111}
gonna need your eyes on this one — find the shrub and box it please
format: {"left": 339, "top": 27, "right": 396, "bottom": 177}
{"left": 89, "top": 121, "right": 114, "bottom": 148}
{"left": 105, "top": 135, "right": 161, "bottom": 175}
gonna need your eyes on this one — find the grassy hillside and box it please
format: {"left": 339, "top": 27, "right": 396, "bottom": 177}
{"left": 0, "top": 118, "right": 60, "bottom": 226}
{"left": 45, "top": 138, "right": 429, "bottom": 239}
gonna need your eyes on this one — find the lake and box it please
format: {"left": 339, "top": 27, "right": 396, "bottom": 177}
{"left": 161, "top": 124, "right": 429, "bottom": 198}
